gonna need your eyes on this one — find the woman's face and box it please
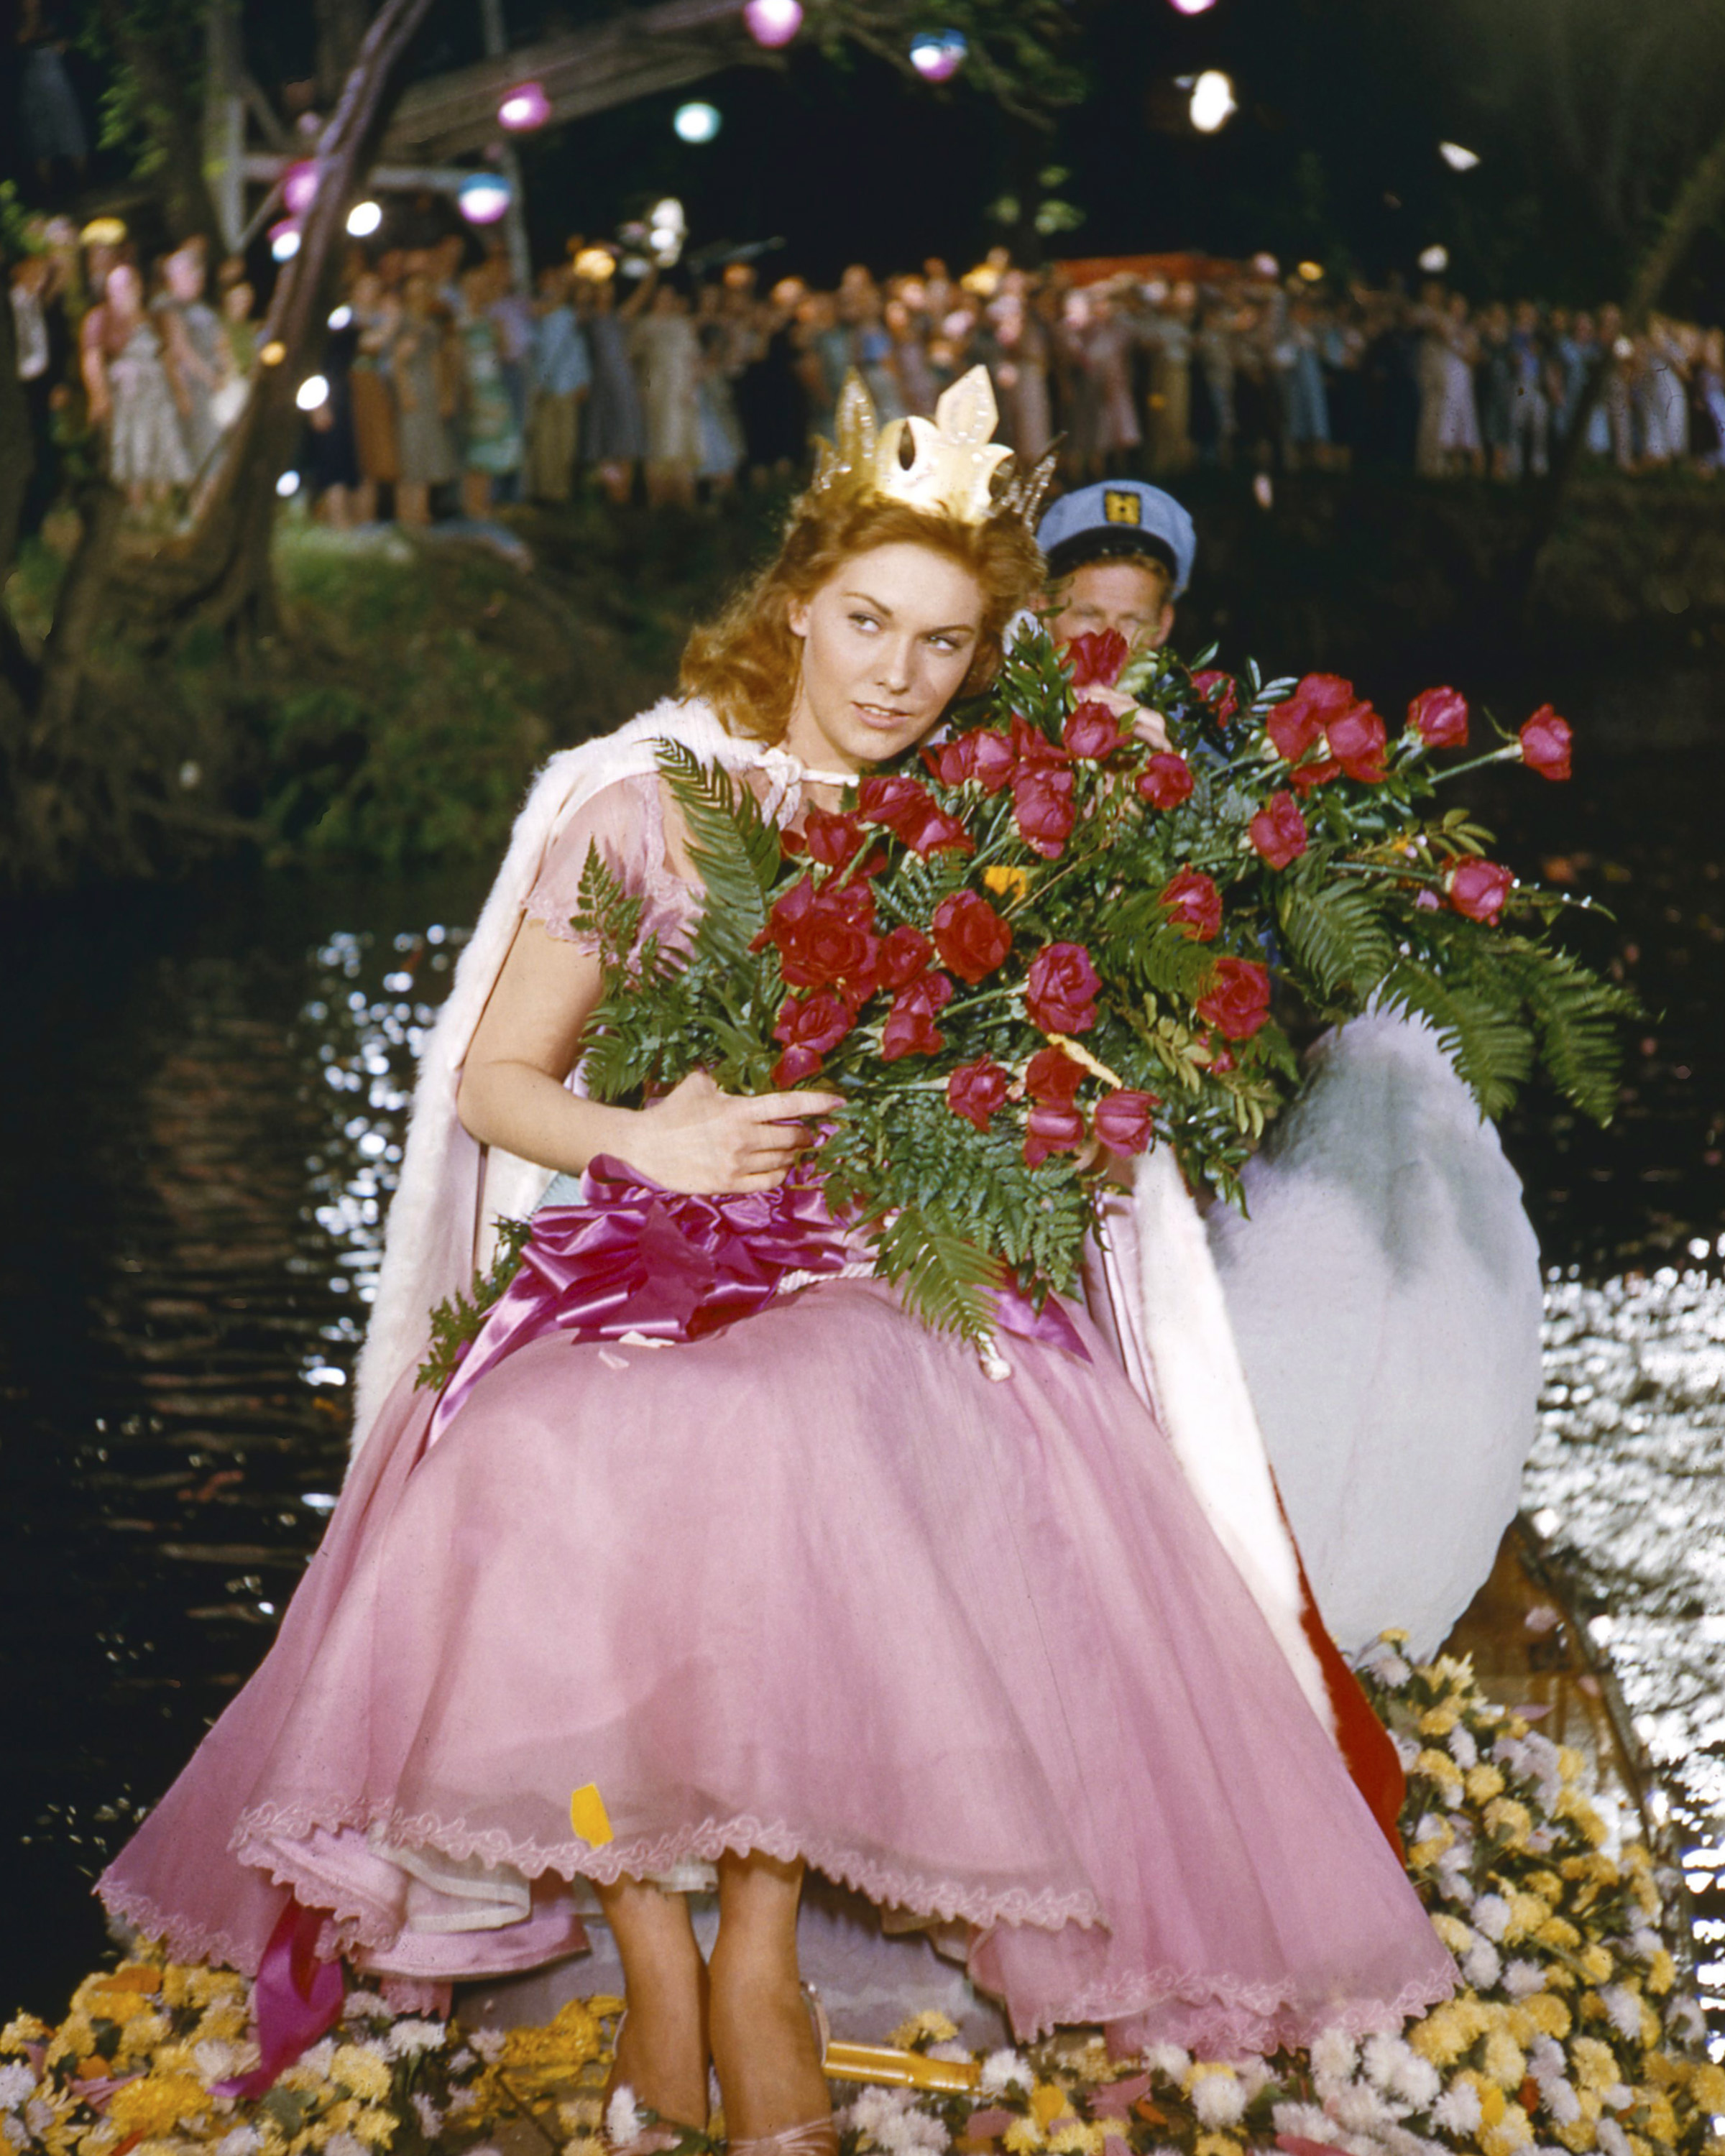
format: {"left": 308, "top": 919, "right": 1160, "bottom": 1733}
{"left": 784, "top": 540, "right": 985, "bottom": 775}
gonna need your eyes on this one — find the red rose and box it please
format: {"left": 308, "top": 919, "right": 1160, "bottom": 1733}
{"left": 971, "top": 729, "right": 1018, "bottom": 795}
{"left": 1024, "top": 1101, "right": 1088, "bottom": 1167}
{"left": 1248, "top": 789, "right": 1308, "bottom": 870}
{"left": 1025, "top": 1045, "right": 1085, "bottom": 1105}
{"left": 1190, "top": 669, "right": 1240, "bottom": 725}
{"left": 880, "top": 972, "right": 954, "bottom": 1061}
{"left": 857, "top": 774, "right": 975, "bottom": 857}
{"left": 1094, "top": 1088, "right": 1156, "bottom": 1154}
{"left": 1518, "top": 705, "right": 1572, "bottom": 780}
{"left": 773, "top": 987, "right": 852, "bottom": 1056}
{"left": 921, "top": 735, "right": 975, "bottom": 788}
{"left": 1161, "top": 868, "right": 1223, "bottom": 941}
{"left": 767, "top": 874, "right": 877, "bottom": 989}
{"left": 1326, "top": 701, "right": 1388, "bottom": 783}
{"left": 802, "top": 807, "right": 866, "bottom": 868}
{"left": 947, "top": 1055, "right": 1009, "bottom": 1133}
{"left": 932, "top": 889, "right": 1013, "bottom": 984}
{"left": 1010, "top": 711, "right": 1072, "bottom": 768}
{"left": 875, "top": 924, "right": 934, "bottom": 992}
{"left": 1137, "top": 752, "right": 1195, "bottom": 810}
{"left": 772, "top": 1044, "right": 824, "bottom": 1087}
{"left": 1064, "top": 700, "right": 1125, "bottom": 760}
{"left": 1407, "top": 686, "right": 1468, "bottom": 750}
{"left": 1266, "top": 673, "right": 1353, "bottom": 791}
{"left": 1065, "top": 627, "right": 1131, "bottom": 689}
{"left": 1445, "top": 857, "right": 1514, "bottom": 923}
{"left": 1026, "top": 941, "right": 1101, "bottom": 1033}
{"left": 1013, "top": 767, "right": 1077, "bottom": 859}
{"left": 1195, "top": 956, "right": 1271, "bottom": 1040}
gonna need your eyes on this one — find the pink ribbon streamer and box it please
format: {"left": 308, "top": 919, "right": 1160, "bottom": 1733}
{"left": 214, "top": 1899, "right": 344, "bottom": 2099}
{"left": 431, "top": 1155, "right": 1087, "bottom": 1445}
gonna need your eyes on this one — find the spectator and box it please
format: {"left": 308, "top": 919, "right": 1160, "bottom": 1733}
{"left": 525, "top": 265, "right": 590, "bottom": 505}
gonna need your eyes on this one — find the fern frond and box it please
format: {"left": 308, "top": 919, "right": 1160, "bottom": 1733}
{"left": 656, "top": 742, "right": 781, "bottom": 964}
{"left": 1376, "top": 959, "right": 1535, "bottom": 1119}
{"left": 1277, "top": 871, "right": 1394, "bottom": 1000}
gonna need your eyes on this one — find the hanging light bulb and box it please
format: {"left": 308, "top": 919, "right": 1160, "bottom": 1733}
{"left": 327, "top": 304, "right": 354, "bottom": 330}
{"left": 458, "top": 172, "right": 513, "bottom": 225}
{"left": 1167, "top": 0, "right": 1217, "bottom": 12}
{"left": 269, "top": 219, "right": 302, "bottom": 262}
{"left": 498, "top": 80, "right": 551, "bottom": 131}
{"left": 1189, "top": 69, "right": 1236, "bottom": 133}
{"left": 282, "top": 160, "right": 318, "bottom": 215}
{"left": 673, "top": 101, "right": 721, "bottom": 142}
{"left": 1438, "top": 141, "right": 1481, "bottom": 172}
{"left": 345, "top": 200, "right": 382, "bottom": 238}
{"left": 276, "top": 469, "right": 302, "bottom": 497}
{"left": 908, "top": 29, "right": 967, "bottom": 83}
{"left": 1419, "top": 244, "right": 1450, "bottom": 274}
{"left": 742, "top": 0, "right": 803, "bottom": 47}
{"left": 295, "top": 374, "right": 330, "bottom": 412}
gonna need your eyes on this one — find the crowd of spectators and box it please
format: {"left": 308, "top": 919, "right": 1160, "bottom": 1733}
{"left": 12, "top": 213, "right": 1725, "bottom": 541}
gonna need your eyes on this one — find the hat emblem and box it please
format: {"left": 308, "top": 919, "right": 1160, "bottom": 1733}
{"left": 1103, "top": 489, "right": 1143, "bottom": 526}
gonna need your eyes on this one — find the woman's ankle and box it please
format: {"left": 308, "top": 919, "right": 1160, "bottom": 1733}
{"left": 708, "top": 1950, "right": 828, "bottom": 2140}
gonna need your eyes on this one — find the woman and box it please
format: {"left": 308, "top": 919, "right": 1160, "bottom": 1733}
{"left": 99, "top": 372, "right": 1454, "bottom": 2156}
{"left": 80, "top": 260, "right": 192, "bottom": 512}
{"left": 391, "top": 272, "right": 456, "bottom": 525}
{"left": 456, "top": 264, "right": 525, "bottom": 518}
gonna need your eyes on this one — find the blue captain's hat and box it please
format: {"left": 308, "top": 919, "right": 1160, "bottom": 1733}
{"left": 1036, "top": 480, "right": 1197, "bottom": 596}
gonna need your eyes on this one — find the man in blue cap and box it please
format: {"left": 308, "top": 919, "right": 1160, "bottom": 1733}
{"left": 1036, "top": 479, "right": 1197, "bottom": 658}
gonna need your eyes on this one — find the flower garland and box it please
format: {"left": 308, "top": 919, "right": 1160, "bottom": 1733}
{"left": 558, "top": 625, "right": 1635, "bottom": 1346}
{"left": 5, "top": 1657, "right": 1715, "bottom": 2156}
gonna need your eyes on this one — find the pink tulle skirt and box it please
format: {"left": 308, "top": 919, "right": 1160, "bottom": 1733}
{"left": 99, "top": 1274, "right": 1453, "bottom": 2055}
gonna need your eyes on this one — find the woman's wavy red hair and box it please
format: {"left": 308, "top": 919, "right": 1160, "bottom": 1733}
{"left": 679, "top": 488, "right": 1045, "bottom": 745}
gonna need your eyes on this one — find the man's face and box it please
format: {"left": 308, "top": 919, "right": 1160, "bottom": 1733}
{"left": 1044, "top": 557, "right": 1174, "bottom": 654}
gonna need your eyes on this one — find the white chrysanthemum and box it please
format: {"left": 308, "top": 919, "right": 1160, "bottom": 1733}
{"left": 1463, "top": 1940, "right": 1502, "bottom": 1990}
{"left": 1436, "top": 1860, "right": 1476, "bottom": 1909}
{"left": 1190, "top": 2072, "right": 1246, "bottom": 2127}
{"left": 325, "top": 2134, "right": 368, "bottom": 2156}
{"left": 1328, "top": 2083, "right": 1394, "bottom": 2132}
{"left": 1271, "top": 2102, "right": 1334, "bottom": 2142}
{"left": 24, "top": 2098, "right": 55, "bottom": 2136}
{"left": 927, "top": 2042, "right": 972, "bottom": 2065}
{"left": 215, "top": 2129, "right": 262, "bottom": 2156}
{"left": 605, "top": 2086, "right": 643, "bottom": 2148}
{"left": 1363, "top": 2037, "right": 1440, "bottom": 2111}
{"left": 1503, "top": 1958, "right": 1547, "bottom": 1997}
{"left": 1362, "top": 2035, "right": 1405, "bottom": 2091}
{"left": 412, "top": 2092, "right": 446, "bottom": 2137}
{"left": 468, "top": 2027, "right": 507, "bottom": 2063}
{"left": 1541, "top": 2078, "right": 1581, "bottom": 2126}
{"left": 1141, "top": 2045, "right": 1190, "bottom": 2084}
{"left": 847, "top": 2086, "right": 946, "bottom": 2155}
{"left": 1525, "top": 1826, "right": 1555, "bottom": 1855}
{"left": 1448, "top": 1726, "right": 1478, "bottom": 1771}
{"left": 1471, "top": 1893, "right": 1512, "bottom": 1943}
{"left": 297, "top": 2038, "right": 336, "bottom": 2079}
{"left": 387, "top": 2019, "right": 447, "bottom": 2058}
{"left": 1310, "top": 2027, "right": 1358, "bottom": 2086}
{"left": 193, "top": 2039, "right": 244, "bottom": 2083}
{"left": 1431, "top": 2082, "right": 1482, "bottom": 2134}
{"left": 1627, "top": 1926, "right": 1662, "bottom": 1963}
{"left": 341, "top": 1991, "right": 389, "bottom": 2024}
{"left": 978, "top": 2050, "right": 1031, "bottom": 2097}
{"left": 1390, "top": 1731, "right": 1422, "bottom": 1771}
{"left": 1603, "top": 2082, "right": 1633, "bottom": 2112}
{"left": 1359, "top": 1641, "right": 1413, "bottom": 1687}
{"left": 448, "top": 2087, "right": 480, "bottom": 2115}
{"left": 1668, "top": 1997, "right": 1706, "bottom": 2042}
{"left": 1596, "top": 2119, "right": 1632, "bottom": 2156}
{"left": 1599, "top": 1986, "right": 1643, "bottom": 2042}
{"left": 0, "top": 2067, "right": 35, "bottom": 2109}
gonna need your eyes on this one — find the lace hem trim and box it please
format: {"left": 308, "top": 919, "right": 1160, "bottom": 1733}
{"left": 96, "top": 1868, "right": 260, "bottom": 1980}
{"left": 1008, "top": 1963, "right": 1457, "bottom": 2048}
{"left": 231, "top": 1799, "right": 1106, "bottom": 1952}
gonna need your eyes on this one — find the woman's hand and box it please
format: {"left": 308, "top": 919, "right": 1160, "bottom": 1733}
{"left": 626, "top": 1070, "right": 841, "bottom": 1194}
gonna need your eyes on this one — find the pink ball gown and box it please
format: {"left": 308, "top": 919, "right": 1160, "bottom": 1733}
{"left": 99, "top": 770, "right": 1455, "bottom": 2059}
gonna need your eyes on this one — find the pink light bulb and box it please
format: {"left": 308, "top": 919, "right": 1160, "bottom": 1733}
{"left": 742, "top": 0, "right": 803, "bottom": 47}
{"left": 282, "top": 161, "right": 318, "bottom": 216}
{"left": 498, "top": 80, "right": 551, "bottom": 131}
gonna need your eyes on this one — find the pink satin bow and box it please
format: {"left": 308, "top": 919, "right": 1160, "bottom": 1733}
{"left": 429, "top": 1155, "right": 1087, "bottom": 1446}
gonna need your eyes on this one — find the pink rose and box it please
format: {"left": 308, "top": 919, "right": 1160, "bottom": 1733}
{"left": 970, "top": 729, "right": 1018, "bottom": 795}
{"left": 772, "top": 1044, "right": 824, "bottom": 1087}
{"left": 922, "top": 734, "right": 976, "bottom": 788}
{"left": 1195, "top": 956, "right": 1271, "bottom": 1040}
{"left": 1025, "top": 941, "right": 1101, "bottom": 1033}
{"left": 1190, "top": 669, "right": 1240, "bottom": 725}
{"left": 1064, "top": 700, "right": 1125, "bottom": 759}
{"left": 1025, "top": 1045, "right": 1085, "bottom": 1105}
{"left": 1445, "top": 858, "right": 1514, "bottom": 923}
{"left": 947, "top": 1056, "right": 1010, "bottom": 1133}
{"left": 1407, "top": 686, "right": 1468, "bottom": 750}
{"left": 1518, "top": 705, "right": 1572, "bottom": 780}
{"left": 1013, "top": 767, "right": 1077, "bottom": 860}
{"left": 931, "top": 889, "right": 1013, "bottom": 985}
{"left": 880, "top": 972, "right": 954, "bottom": 1061}
{"left": 1160, "top": 868, "right": 1222, "bottom": 941}
{"left": 1248, "top": 790, "right": 1307, "bottom": 870}
{"left": 1137, "top": 752, "right": 1195, "bottom": 811}
{"left": 1325, "top": 701, "right": 1388, "bottom": 784}
{"left": 1024, "top": 1100, "right": 1087, "bottom": 1167}
{"left": 1065, "top": 628, "right": 1131, "bottom": 689}
{"left": 1094, "top": 1089, "right": 1156, "bottom": 1154}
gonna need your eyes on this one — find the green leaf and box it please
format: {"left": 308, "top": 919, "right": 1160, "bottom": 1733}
{"left": 656, "top": 741, "right": 782, "bottom": 966}
{"left": 1276, "top": 870, "right": 1395, "bottom": 1000}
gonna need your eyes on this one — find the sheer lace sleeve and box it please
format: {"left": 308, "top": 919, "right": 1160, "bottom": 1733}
{"left": 522, "top": 771, "right": 700, "bottom": 957}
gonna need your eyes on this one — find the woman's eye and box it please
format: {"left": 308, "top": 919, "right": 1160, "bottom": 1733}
{"left": 849, "top": 612, "right": 880, "bottom": 632}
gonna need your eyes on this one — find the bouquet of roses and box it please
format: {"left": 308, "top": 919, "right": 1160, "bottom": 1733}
{"left": 568, "top": 624, "right": 1632, "bottom": 1345}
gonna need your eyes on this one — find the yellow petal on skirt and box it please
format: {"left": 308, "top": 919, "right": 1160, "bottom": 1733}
{"left": 570, "top": 1784, "right": 613, "bottom": 1847}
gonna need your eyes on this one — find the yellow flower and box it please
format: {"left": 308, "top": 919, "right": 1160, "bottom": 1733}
{"left": 1410, "top": 1998, "right": 1490, "bottom": 2066}
{"left": 1029, "top": 2083, "right": 1070, "bottom": 2129}
{"left": 1555, "top": 1787, "right": 1609, "bottom": 1847}
{"left": 1003, "top": 2121, "right": 1044, "bottom": 2154}
{"left": 1535, "top": 1915, "right": 1581, "bottom": 1952}
{"left": 1484, "top": 2029, "right": 1527, "bottom": 2088}
{"left": 1431, "top": 1912, "right": 1475, "bottom": 1957}
{"left": 351, "top": 2106, "right": 397, "bottom": 2146}
{"left": 1688, "top": 2061, "right": 1725, "bottom": 2109}
{"left": 1481, "top": 2101, "right": 1534, "bottom": 2156}
{"left": 983, "top": 866, "right": 1031, "bottom": 901}
{"left": 1462, "top": 2070, "right": 1507, "bottom": 2129}
{"left": 1414, "top": 1749, "right": 1464, "bottom": 1795}
{"left": 889, "top": 2010, "right": 960, "bottom": 2050}
{"left": 1571, "top": 2038, "right": 1618, "bottom": 2094}
{"left": 1466, "top": 1764, "right": 1506, "bottom": 1804}
{"left": 1642, "top": 2094, "right": 1679, "bottom": 2143}
{"left": 1194, "top": 2137, "right": 1246, "bottom": 2156}
{"left": 1555, "top": 2125, "right": 1594, "bottom": 2155}
{"left": 1048, "top": 2126, "right": 1105, "bottom": 2155}
{"left": 1484, "top": 1797, "right": 1534, "bottom": 1847}
{"left": 1555, "top": 1745, "right": 1586, "bottom": 1785}
{"left": 1513, "top": 1992, "right": 1571, "bottom": 2042}
{"left": 106, "top": 2074, "right": 211, "bottom": 2139}
{"left": 1645, "top": 1948, "right": 1675, "bottom": 1996}
{"left": 161, "top": 1964, "right": 242, "bottom": 2013}
{"left": 1502, "top": 1892, "right": 1550, "bottom": 1943}
{"left": 1, "top": 2015, "right": 51, "bottom": 2054}
{"left": 1409, "top": 1818, "right": 1455, "bottom": 1869}
{"left": 1578, "top": 1945, "right": 1614, "bottom": 1985}
{"left": 195, "top": 2001, "right": 250, "bottom": 2044}
{"left": 1419, "top": 1707, "right": 1460, "bottom": 1737}
{"left": 332, "top": 2045, "right": 392, "bottom": 2104}
{"left": 43, "top": 2015, "right": 96, "bottom": 2070}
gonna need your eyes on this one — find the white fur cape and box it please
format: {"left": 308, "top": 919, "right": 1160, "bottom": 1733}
{"left": 349, "top": 704, "right": 1540, "bottom": 1740}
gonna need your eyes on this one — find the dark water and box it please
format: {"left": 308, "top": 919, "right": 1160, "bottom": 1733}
{"left": 1, "top": 745, "right": 1720, "bottom": 2035}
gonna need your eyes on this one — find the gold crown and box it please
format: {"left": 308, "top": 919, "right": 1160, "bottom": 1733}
{"left": 811, "top": 364, "right": 1055, "bottom": 529}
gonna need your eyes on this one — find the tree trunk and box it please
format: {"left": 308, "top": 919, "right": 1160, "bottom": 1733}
{"left": 96, "top": 0, "right": 225, "bottom": 249}
{"left": 0, "top": 277, "right": 41, "bottom": 710}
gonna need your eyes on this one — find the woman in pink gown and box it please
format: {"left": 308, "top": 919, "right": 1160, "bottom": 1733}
{"left": 100, "top": 384, "right": 1453, "bottom": 2156}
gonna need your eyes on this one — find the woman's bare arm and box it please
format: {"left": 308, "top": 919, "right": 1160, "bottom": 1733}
{"left": 456, "top": 916, "right": 837, "bottom": 1194}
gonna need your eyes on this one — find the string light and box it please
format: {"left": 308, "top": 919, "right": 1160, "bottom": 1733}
{"left": 276, "top": 470, "right": 301, "bottom": 497}
{"left": 282, "top": 161, "right": 318, "bottom": 215}
{"left": 1189, "top": 69, "right": 1236, "bottom": 133}
{"left": 269, "top": 220, "right": 301, "bottom": 262}
{"left": 1167, "top": 0, "right": 1217, "bottom": 12}
{"left": 1419, "top": 244, "right": 1450, "bottom": 274}
{"left": 742, "top": 0, "right": 803, "bottom": 46}
{"left": 295, "top": 374, "right": 330, "bottom": 412}
{"left": 1438, "top": 142, "right": 1481, "bottom": 172}
{"left": 908, "top": 29, "right": 967, "bottom": 82}
{"left": 673, "top": 101, "right": 721, "bottom": 143}
{"left": 458, "top": 172, "right": 512, "bottom": 224}
{"left": 345, "top": 201, "right": 382, "bottom": 238}
{"left": 498, "top": 81, "right": 551, "bottom": 131}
